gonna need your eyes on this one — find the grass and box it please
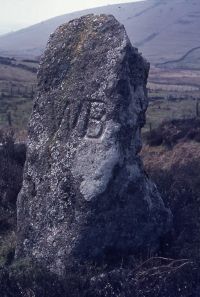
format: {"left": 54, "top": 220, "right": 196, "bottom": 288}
{"left": 0, "top": 65, "right": 36, "bottom": 82}
{"left": 144, "top": 97, "right": 198, "bottom": 132}
{"left": 0, "top": 58, "right": 37, "bottom": 129}
{"left": 145, "top": 65, "right": 200, "bottom": 132}
{"left": 0, "top": 58, "right": 200, "bottom": 133}
{"left": 0, "top": 95, "right": 33, "bottom": 129}
{"left": 1, "top": 86, "right": 199, "bottom": 132}
{"left": 141, "top": 138, "right": 200, "bottom": 261}
{"left": 149, "top": 66, "right": 200, "bottom": 89}
{"left": 0, "top": 232, "right": 16, "bottom": 267}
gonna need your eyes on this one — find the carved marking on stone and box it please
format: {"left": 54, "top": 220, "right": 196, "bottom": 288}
{"left": 65, "top": 100, "right": 106, "bottom": 138}
{"left": 86, "top": 101, "right": 106, "bottom": 138}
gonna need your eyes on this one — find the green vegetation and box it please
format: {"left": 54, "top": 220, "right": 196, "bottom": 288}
{"left": 0, "top": 95, "right": 33, "bottom": 129}
{"left": 0, "top": 59, "right": 37, "bottom": 129}
{"left": 0, "top": 232, "right": 16, "bottom": 267}
{"left": 142, "top": 119, "right": 200, "bottom": 261}
{"left": 1, "top": 59, "right": 200, "bottom": 134}
{"left": 144, "top": 68, "right": 200, "bottom": 133}
{"left": 145, "top": 97, "right": 199, "bottom": 132}
{"left": 0, "top": 130, "right": 25, "bottom": 268}
{"left": 1, "top": 62, "right": 200, "bottom": 295}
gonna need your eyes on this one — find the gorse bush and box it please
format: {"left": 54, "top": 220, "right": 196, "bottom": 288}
{"left": 142, "top": 141, "right": 200, "bottom": 260}
{"left": 1, "top": 124, "right": 200, "bottom": 296}
{"left": 0, "top": 129, "right": 26, "bottom": 270}
{"left": 144, "top": 118, "right": 200, "bottom": 147}
{"left": 0, "top": 257, "right": 199, "bottom": 297}
{"left": 0, "top": 232, "right": 16, "bottom": 266}
{"left": 0, "top": 129, "right": 26, "bottom": 209}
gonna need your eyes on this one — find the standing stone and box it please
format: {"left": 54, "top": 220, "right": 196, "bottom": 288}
{"left": 17, "top": 14, "right": 171, "bottom": 274}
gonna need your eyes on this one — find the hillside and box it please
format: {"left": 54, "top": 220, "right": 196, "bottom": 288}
{"left": 157, "top": 47, "right": 200, "bottom": 70}
{"left": 0, "top": 57, "right": 36, "bottom": 129}
{"left": 0, "top": 0, "right": 200, "bottom": 65}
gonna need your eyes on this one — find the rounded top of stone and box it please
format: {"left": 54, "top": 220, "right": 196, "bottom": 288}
{"left": 56, "top": 14, "right": 125, "bottom": 37}
{"left": 37, "top": 14, "right": 130, "bottom": 92}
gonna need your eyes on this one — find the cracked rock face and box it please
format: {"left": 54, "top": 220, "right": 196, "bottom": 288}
{"left": 16, "top": 14, "right": 171, "bottom": 275}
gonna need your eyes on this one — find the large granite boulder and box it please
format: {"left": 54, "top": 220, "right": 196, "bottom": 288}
{"left": 16, "top": 14, "right": 171, "bottom": 274}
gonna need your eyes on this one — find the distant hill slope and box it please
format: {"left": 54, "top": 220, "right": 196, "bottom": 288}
{"left": 0, "top": 0, "right": 200, "bottom": 66}
{"left": 157, "top": 47, "right": 200, "bottom": 70}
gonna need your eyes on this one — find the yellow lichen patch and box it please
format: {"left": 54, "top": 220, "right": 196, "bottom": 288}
{"left": 74, "top": 28, "right": 96, "bottom": 55}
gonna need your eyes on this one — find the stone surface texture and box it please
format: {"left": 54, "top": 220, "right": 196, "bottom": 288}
{"left": 17, "top": 14, "right": 171, "bottom": 274}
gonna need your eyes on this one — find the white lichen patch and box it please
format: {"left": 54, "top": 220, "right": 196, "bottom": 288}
{"left": 72, "top": 120, "right": 121, "bottom": 201}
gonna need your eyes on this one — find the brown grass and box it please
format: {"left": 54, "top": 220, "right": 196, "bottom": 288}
{"left": 141, "top": 140, "right": 200, "bottom": 260}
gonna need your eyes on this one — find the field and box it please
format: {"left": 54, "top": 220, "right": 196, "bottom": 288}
{"left": 149, "top": 66, "right": 200, "bottom": 90}
{"left": 0, "top": 57, "right": 37, "bottom": 130}
{"left": 0, "top": 58, "right": 200, "bottom": 134}
{"left": 143, "top": 66, "right": 200, "bottom": 132}
{"left": 145, "top": 97, "right": 198, "bottom": 132}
